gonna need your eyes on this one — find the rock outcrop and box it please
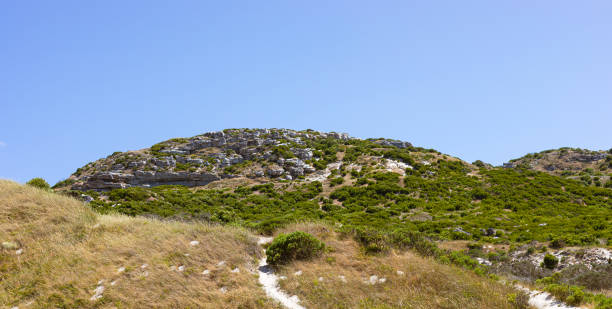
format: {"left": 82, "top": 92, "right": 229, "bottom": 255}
{"left": 67, "top": 129, "right": 367, "bottom": 191}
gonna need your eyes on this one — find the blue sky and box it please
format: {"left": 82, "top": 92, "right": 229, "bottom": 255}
{"left": 1, "top": 1, "right": 611, "bottom": 185}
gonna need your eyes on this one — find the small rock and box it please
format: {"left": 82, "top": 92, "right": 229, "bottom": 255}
{"left": 178, "top": 265, "right": 185, "bottom": 272}
{"left": 15, "top": 249, "right": 23, "bottom": 255}
{"left": 142, "top": 271, "right": 149, "bottom": 277}
{"left": 90, "top": 284, "right": 105, "bottom": 301}
{"left": 217, "top": 261, "right": 226, "bottom": 267}
{"left": 202, "top": 269, "right": 210, "bottom": 275}
{"left": 141, "top": 264, "right": 148, "bottom": 269}
{"left": 220, "top": 287, "right": 228, "bottom": 293}
{"left": 318, "top": 277, "right": 324, "bottom": 282}
{"left": 184, "top": 253, "right": 190, "bottom": 257}
{"left": 369, "top": 275, "right": 378, "bottom": 285}
{"left": 396, "top": 270, "right": 405, "bottom": 276}
{"left": 81, "top": 194, "right": 94, "bottom": 203}
{"left": 378, "top": 277, "right": 387, "bottom": 283}
{"left": 231, "top": 267, "right": 240, "bottom": 273}
{"left": 117, "top": 267, "right": 126, "bottom": 274}
{"left": 338, "top": 275, "right": 347, "bottom": 283}
{"left": 294, "top": 270, "right": 302, "bottom": 276}
{"left": 110, "top": 280, "right": 117, "bottom": 286}
{"left": 190, "top": 240, "right": 200, "bottom": 246}
{"left": 279, "top": 275, "right": 287, "bottom": 280}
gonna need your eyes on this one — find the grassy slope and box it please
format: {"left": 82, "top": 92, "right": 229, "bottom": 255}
{"left": 273, "top": 223, "right": 519, "bottom": 309}
{"left": 0, "top": 180, "right": 277, "bottom": 308}
{"left": 0, "top": 181, "right": 524, "bottom": 308}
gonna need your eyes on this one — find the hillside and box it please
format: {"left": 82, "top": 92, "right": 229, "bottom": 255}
{"left": 0, "top": 180, "right": 277, "bottom": 308}
{"left": 504, "top": 148, "right": 612, "bottom": 187}
{"left": 0, "top": 181, "right": 527, "bottom": 308}
{"left": 44, "top": 128, "right": 612, "bottom": 307}
{"left": 55, "top": 129, "right": 612, "bottom": 248}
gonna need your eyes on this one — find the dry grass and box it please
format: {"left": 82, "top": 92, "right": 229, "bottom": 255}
{"left": 0, "top": 180, "right": 279, "bottom": 309}
{"left": 273, "top": 223, "right": 521, "bottom": 309}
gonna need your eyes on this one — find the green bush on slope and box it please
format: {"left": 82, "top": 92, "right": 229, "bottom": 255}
{"left": 266, "top": 231, "right": 325, "bottom": 265}
{"left": 26, "top": 177, "right": 50, "bottom": 190}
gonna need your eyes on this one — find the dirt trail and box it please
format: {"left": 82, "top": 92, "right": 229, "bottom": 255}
{"left": 257, "top": 237, "right": 305, "bottom": 309}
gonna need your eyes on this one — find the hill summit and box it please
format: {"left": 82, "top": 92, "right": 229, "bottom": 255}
{"left": 57, "top": 128, "right": 417, "bottom": 191}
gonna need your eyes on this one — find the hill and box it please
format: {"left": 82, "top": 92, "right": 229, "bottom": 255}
{"left": 55, "top": 129, "right": 611, "bottom": 248}
{"left": 0, "top": 181, "right": 525, "bottom": 308}
{"left": 504, "top": 148, "right": 612, "bottom": 187}
{"left": 30, "top": 128, "right": 612, "bottom": 307}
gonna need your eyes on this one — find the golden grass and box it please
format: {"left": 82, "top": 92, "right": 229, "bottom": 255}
{"left": 0, "top": 181, "right": 525, "bottom": 308}
{"left": 0, "top": 180, "right": 279, "bottom": 308}
{"left": 273, "top": 223, "right": 521, "bottom": 309}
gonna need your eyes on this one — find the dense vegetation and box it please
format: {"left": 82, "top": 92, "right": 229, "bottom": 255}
{"left": 34, "top": 130, "right": 612, "bottom": 308}
{"left": 80, "top": 162, "right": 611, "bottom": 247}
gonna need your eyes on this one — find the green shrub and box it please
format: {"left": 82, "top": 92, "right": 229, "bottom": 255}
{"left": 266, "top": 231, "right": 325, "bottom": 265}
{"left": 544, "top": 284, "right": 586, "bottom": 306}
{"left": 329, "top": 177, "right": 344, "bottom": 187}
{"left": 472, "top": 160, "right": 486, "bottom": 168}
{"left": 52, "top": 178, "right": 76, "bottom": 189}
{"left": 507, "top": 291, "right": 529, "bottom": 309}
{"left": 542, "top": 254, "right": 559, "bottom": 269}
{"left": 26, "top": 177, "right": 50, "bottom": 190}
{"left": 597, "top": 298, "right": 612, "bottom": 309}
{"left": 550, "top": 238, "right": 566, "bottom": 249}
{"left": 354, "top": 228, "right": 390, "bottom": 255}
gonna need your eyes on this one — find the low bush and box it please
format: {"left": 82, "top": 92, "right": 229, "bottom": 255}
{"left": 507, "top": 291, "right": 530, "bottom": 309}
{"left": 542, "top": 254, "right": 559, "bottom": 269}
{"left": 329, "top": 177, "right": 344, "bottom": 187}
{"left": 26, "top": 177, "right": 50, "bottom": 190}
{"left": 266, "top": 231, "right": 325, "bottom": 265}
{"left": 544, "top": 284, "right": 586, "bottom": 306}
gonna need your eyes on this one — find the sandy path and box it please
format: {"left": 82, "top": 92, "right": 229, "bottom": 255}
{"left": 257, "top": 237, "right": 305, "bottom": 309}
{"left": 516, "top": 285, "right": 579, "bottom": 309}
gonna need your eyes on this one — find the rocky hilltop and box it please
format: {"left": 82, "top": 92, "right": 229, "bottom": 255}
{"left": 61, "top": 128, "right": 413, "bottom": 191}
{"left": 503, "top": 147, "right": 612, "bottom": 186}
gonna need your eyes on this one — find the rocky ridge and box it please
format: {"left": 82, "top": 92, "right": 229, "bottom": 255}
{"left": 63, "top": 128, "right": 413, "bottom": 191}
{"left": 503, "top": 148, "right": 612, "bottom": 186}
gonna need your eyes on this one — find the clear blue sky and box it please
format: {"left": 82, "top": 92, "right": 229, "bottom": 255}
{"left": 1, "top": 1, "right": 611, "bottom": 185}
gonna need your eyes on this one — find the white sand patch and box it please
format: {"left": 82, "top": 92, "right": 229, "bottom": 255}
{"left": 257, "top": 237, "right": 305, "bottom": 309}
{"left": 305, "top": 162, "right": 343, "bottom": 182}
{"left": 516, "top": 285, "right": 579, "bottom": 309}
{"left": 384, "top": 159, "right": 412, "bottom": 176}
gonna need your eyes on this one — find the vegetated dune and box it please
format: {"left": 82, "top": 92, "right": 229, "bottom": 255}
{"left": 272, "top": 223, "right": 520, "bottom": 309}
{"left": 0, "top": 180, "right": 278, "bottom": 308}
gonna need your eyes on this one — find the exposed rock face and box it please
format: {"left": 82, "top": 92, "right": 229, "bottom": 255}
{"left": 69, "top": 129, "right": 361, "bottom": 191}
{"left": 373, "top": 139, "right": 412, "bottom": 149}
{"left": 502, "top": 148, "right": 612, "bottom": 181}
{"left": 509, "top": 247, "right": 611, "bottom": 271}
